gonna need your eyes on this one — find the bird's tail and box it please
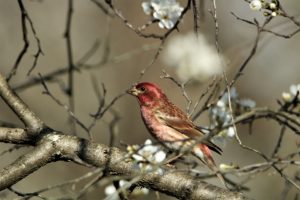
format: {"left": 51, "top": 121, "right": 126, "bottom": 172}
{"left": 195, "top": 144, "right": 228, "bottom": 189}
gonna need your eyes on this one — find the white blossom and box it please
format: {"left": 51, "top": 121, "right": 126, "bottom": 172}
{"left": 152, "top": 2, "right": 183, "bottom": 29}
{"left": 141, "top": 2, "right": 153, "bottom": 15}
{"left": 290, "top": 84, "right": 300, "bottom": 97}
{"left": 144, "top": 138, "right": 152, "bottom": 145}
{"left": 216, "top": 100, "right": 226, "bottom": 108}
{"left": 104, "top": 180, "right": 149, "bottom": 199}
{"left": 210, "top": 105, "right": 231, "bottom": 126}
{"left": 163, "top": 32, "right": 224, "bottom": 82}
{"left": 212, "top": 127, "right": 235, "bottom": 148}
{"left": 210, "top": 88, "right": 239, "bottom": 126}
{"left": 226, "top": 127, "right": 235, "bottom": 137}
{"left": 210, "top": 88, "right": 255, "bottom": 147}
{"left": 282, "top": 92, "right": 293, "bottom": 102}
{"left": 220, "top": 87, "right": 238, "bottom": 104}
{"left": 271, "top": 12, "right": 277, "bottom": 17}
{"left": 104, "top": 185, "right": 119, "bottom": 200}
{"left": 269, "top": 2, "right": 277, "bottom": 9}
{"left": 129, "top": 139, "right": 166, "bottom": 175}
{"left": 132, "top": 139, "right": 166, "bottom": 164}
{"left": 132, "top": 187, "right": 150, "bottom": 196}
{"left": 155, "top": 150, "right": 167, "bottom": 163}
{"left": 250, "top": 0, "right": 262, "bottom": 11}
{"left": 141, "top": 0, "right": 183, "bottom": 29}
{"left": 239, "top": 99, "right": 256, "bottom": 108}
{"left": 282, "top": 84, "right": 300, "bottom": 102}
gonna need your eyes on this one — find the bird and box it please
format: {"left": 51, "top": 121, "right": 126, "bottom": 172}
{"left": 127, "top": 82, "right": 226, "bottom": 187}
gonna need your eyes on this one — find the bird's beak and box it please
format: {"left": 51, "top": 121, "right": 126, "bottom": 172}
{"left": 127, "top": 86, "right": 140, "bottom": 96}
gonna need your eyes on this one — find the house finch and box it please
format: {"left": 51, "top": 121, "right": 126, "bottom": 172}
{"left": 127, "top": 82, "right": 226, "bottom": 187}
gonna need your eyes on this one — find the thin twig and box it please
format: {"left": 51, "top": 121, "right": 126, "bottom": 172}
{"left": 64, "top": 0, "right": 76, "bottom": 134}
{"left": 7, "top": 0, "right": 44, "bottom": 81}
{"left": 39, "top": 74, "right": 92, "bottom": 139}
{"left": 272, "top": 125, "right": 286, "bottom": 158}
{"left": 160, "top": 70, "right": 192, "bottom": 113}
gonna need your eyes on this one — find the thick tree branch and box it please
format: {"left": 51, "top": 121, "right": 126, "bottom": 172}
{"left": 0, "top": 141, "right": 55, "bottom": 190}
{"left": 0, "top": 73, "right": 45, "bottom": 133}
{"left": 0, "top": 131, "right": 247, "bottom": 200}
{"left": 0, "top": 127, "right": 31, "bottom": 144}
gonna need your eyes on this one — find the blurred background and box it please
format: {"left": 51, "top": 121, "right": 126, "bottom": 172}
{"left": 0, "top": 0, "right": 300, "bottom": 199}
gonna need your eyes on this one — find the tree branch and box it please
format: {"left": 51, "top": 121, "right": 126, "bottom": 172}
{"left": 0, "top": 73, "right": 45, "bottom": 133}
{"left": 0, "top": 127, "right": 31, "bottom": 144}
{"left": 0, "top": 131, "right": 247, "bottom": 200}
{"left": 0, "top": 141, "right": 55, "bottom": 190}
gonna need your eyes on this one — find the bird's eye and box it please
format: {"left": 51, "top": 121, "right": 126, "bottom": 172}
{"left": 140, "top": 87, "right": 146, "bottom": 92}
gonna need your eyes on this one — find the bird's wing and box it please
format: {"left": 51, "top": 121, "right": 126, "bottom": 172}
{"left": 155, "top": 110, "right": 222, "bottom": 155}
{"left": 156, "top": 111, "right": 223, "bottom": 154}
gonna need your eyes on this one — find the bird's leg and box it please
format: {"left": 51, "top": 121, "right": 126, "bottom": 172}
{"left": 165, "top": 153, "right": 184, "bottom": 166}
